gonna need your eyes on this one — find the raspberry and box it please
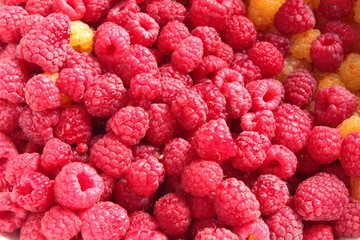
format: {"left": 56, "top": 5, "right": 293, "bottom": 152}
{"left": 192, "top": 118, "right": 237, "bottom": 162}
{"left": 191, "top": 26, "right": 221, "bottom": 56}
{"left": 25, "top": 0, "right": 53, "bottom": 16}
{"left": 0, "top": 6, "right": 28, "bottom": 43}
{"left": 156, "top": 77, "right": 188, "bottom": 104}
{"left": 5, "top": 153, "right": 40, "bottom": 186}
{"left": 146, "top": 0, "right": 187, "bottom": 27}
{"left": 273, "top": 103, "right": 312, "bottom": 152}
{"left": 125, "top": 229, "right": 168, "bottom": 240}
{"left": 156, "top": 64, "right": 192, "bottom": 87}
{"left": 0, "top": 99, "right": 22, "bottom": 134}
{"left": 258, "top": 144, "right": 297, "bottom": 179}
{"left": 79, "top": 201, "right": 129, "bottom": 240}
{"left": 0, "top": 192, "right": 28, "bottom": 232}
{"left": 246, "top": 79, "right": 285, "bottom": 112}
{"left": 193, "top": 55, "right": 228, "bottom": 79}
{"left": 64, "top": 49, "right": 102, "bottom": 76}
{"left": 290, "top": 28, "right": 321, "bottom": 62}
{"left": 248, "top": 41, "right": 284, "bottom": 78}
{"left": 303, "top": 224, "right": 334, "bottom": 240}
{"left": 129, "top": 73, "right": 161, "bottom": 108}
{"left": 222, "top": 15, "right": 256, "bottom": 52}
{"left": 54, "top": 162, "right": 104, "bottom": 210}
{"left": 127, "top": 211, "right": 159, "bottom": 233}
{"left": 188, "top": 195, "right": 216, "bottom": 220}
{"left": 341, "top": 131, "right": 360, "bottom": 176}
{"left": 116, "top": 44, "right": 158, "bottom": 87}
{"left": 276, "top": 55, "right": 311, "bottom": 83}
{"left": 247, "top": 0, "right": 286, "bottom": 30}
{"left": 171, "top": 36, "right": 204, "bottom": 73}
{"left": 274, "top": 0, "right": 315, "bottom": 35}
{"left": 10, "top": 171, "right": 54, "bottom": 212}
{"left": 40, "top": 205, "right": 81, "bottom": 240}
{"left": 215, "top": 178, "right": 260, "bottom": 226}
{"left": 132, "top": 143, "right": 161, "bottom": 161}
{"left": 195, "top": 227, "right": 239, "bottom": 240}
{"left": 107, "top": 0, "right": 140, "bottom": 26}
{"left": 19, "top": 212, "right": 46, "bottom": 240}
{"left": 338, "top": 114, "right": 360, "bottom": 139}
{"left": 323, "top": 20, "right": 359, "bottom": 51}
{"left": 318, "top": 0, "right": 355, "bottom": 19}
{"left": 1, "top": 0, "right": 27, "bottom": 5}
{"left": 153, "top": 193, "right": 191, "bottom": 236}
{"left": 157, "top": 21, "right": 190, "bottom": 56}
{"left": 317, "top": 72, "right": 345, "bottom": 90}
{"left": 310, "top": 33, "right": 344, "bottom": 72}
{"left": 114, "top": 179, "right": 155, "bottom": 213}
{"left": 53, "top": 0, "right": 86, "bottom": 21}
{"left": 69, "top": 20, "right": 94, "bottom": 53}
{"left": 94, "top": 22, "right": 130, "bottom": 68}
{"left": 190, "top": 219, "right": 225, "bottom": 238}
{"left": 294, "top": 172, "right": 349, "bottom": 221}
{"left": 241, "top": 110, "right": 276, "bottom": 140}
{"left": 146, "top": 103, "right": 177, "bottom": 145}
{"left": 97, "top": 172, "right": 116, "bottom": 201}
{"left": 125, "top": 13, "right": 159, "bottom": 47}
{"left": 213, "top": 42, "right": 234, "bottom": 65}
{"left": 90, "top": 134, "right": 133, "bottom": 178}
{"left": 314, "top": 86, "right": 358, "bottom": 127}
{"left": 84, "top": 73, "right": 127, "bottom": 118}
{"left": 257, "top": 31, "right": 290, "bottom": 57}
{"left": 229, "top": 53, "right": 262, "bottom": 84}
{"left": 232, "top": 218, "right": 270, "bottom": 240}
{"left": 81, "top": 0, "right": 113, "bottom": 23}
{"left": 0, "top": 132, "right": 18, "bottom": 162}
{"left": 334, "top": 199, "right": 360, "bottom": 237}
{"left": 212, "top": 68, "right": 244, "bottom": 91}
{"left": 338, "top": 53, "right": 360, "bottom": 92}
{"left": 223, "top": 81, "right": 252, "bottom": 118}
{"left": 265, "top": 206, "right": 303, "bottom": 240}
{"left": 16, "top": 13, "right": 71, "bottom": 73}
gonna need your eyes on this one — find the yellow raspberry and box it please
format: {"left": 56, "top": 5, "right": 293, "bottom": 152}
{"left": 43, "top": 73, "right": 73, "bottom": 107}
{"left": 275, "top": 55, "right": 312, "bottom": 82}
{"left": 337, "top": 114, "right": 360, "bottom": 138}
{"left": 70, "top": 21, "right": 94, "bottom": 53}
{"left": 290, "top": 29, "right": 321, "bottom": 62}
{"left": 317, "top": 73, "right": 346, "bottom": 90}
{"left": 350, "top": 176, "right": 360, "bottom": 200}
{"left": 354, "top": 0, "right": 360, "bottom": 24}
{"left": 338, "top": 53, "right": 360, "bottom": 92}
{"left": 248, "top": 0, "right": 286, "bottom": 30}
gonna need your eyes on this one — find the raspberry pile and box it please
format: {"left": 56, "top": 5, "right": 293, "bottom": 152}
{"left": 1, "top": 0, "right": 360, "bottom": 239}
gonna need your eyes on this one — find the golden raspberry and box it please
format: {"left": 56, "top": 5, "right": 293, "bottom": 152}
{"left": 338, "top": 53, "right": 360, "bottom": 92}
{"left": 337, "top": 114, "right": 360, "bottom": 138}
{"left": 70, "top": 21, "right": 94, "bottom": 53}
{"left": 350, "top": 176, "right": 360, "bottom": 200}
{"left": 248, "top": 0, "right": 286, "bottom": 30}
{"left": 275, "top": 55, "right": 312, "bottom": 82}
{"left": 317, "top": 73, "right": 345, "bottom": 90}
{"left": 354, "top": 0, "right": 360, "bottom": 24}
{"left": 290, "top": 28, "right": 321, "bottom": 62}
{"left": 43, "top": 73, "right": 73, "bottom": 107}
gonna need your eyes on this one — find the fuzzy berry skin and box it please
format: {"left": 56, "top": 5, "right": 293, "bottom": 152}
{"left": 157, "top": 21, "right": 190, "bottom": 56}
{"left": 248, "top": 41, "right": 284, "bottom": 78}
{"left": 125, "top": 229, "right": 169, "bottom": 240}
{"left": 84, "top": 73, "right": 127, "bottom": 118}
{"left": 246, "top": 79, "right": 285, "bottom": 112}
{"left": 273, "top": 103, "right": 312, "bottom": 153}
{"left": 192, "top": 26, "right": 221, "bottom": 56}
{"left": 153, "top": 193, "right": 191, "bottom": 236}
{"left": 303, "top": 224, "right": 334, "bottom": 240}
{"left": 223, "top": 81, "right": 252, "bottom": 118}
{"left": 54, "top": 162, "right": 104, "bottom": 210}
{"left": 334, "top": 199, "right": 360, "bottom": 237}
{"left": 284, "top": 69, "right": 316, "bottom": 109}
{"left": 127, "top": 211, "right": 159, "bottom": 233}
{"left": 145, "top": 0, "right": 187, "bottom": 27}
{"left": 231, "top": 131, "right": 271, "bottom": 172}
{"left": 241, "top": 110, "right": 276, "bottom": 140}
{"left": 0, "top": 6, "right": 28, "bottom": 43}
{"left": 16, "top": 13, "right": 71, "bottom": 73}
{"left": 53, "top": 0, "right": 86, "bottom": 21}
{"left": 195, "top": 227, "right": 239, "bottom": 240}
{"left": 0, "top": 99, "right": 22, "bottom": 134}
{"left": 257, "top": 31, "right": 290, "bottom": 57}
{"left": 232, "top": 218, "right": 270, "bottom": 240}
{"left": 19, "top": 212, "right": 46, "bottom": 240}
{"left": 64, "top": 50, "right": 102, "bottom": 76}
{"left": 323, "top": 20, "right": 359, "bottom": 50}
{"left": 90, "top": 134, "right": 133, "bottom": 178}
{"left": 310, "top": 33, "right": 344, "bottom": 72}
{"left": 318, "top": 0, "right": 356, "bottom": 19}
{"left": 230, "top": 52, "right": 262, "bottom": 84}
{"left": 40, "top": 206, "right": 81, "bottom": 240}
{"left": 172, "top": 36, "right": 204, "bottom": 73}
{"left": 265, "top": 206, "right": 303, "bottom": 240}
{"left": 129, "top": 73, "right": 161, "bottom": 108}
{"left": 307, "top": 126, "right": 342, "bottom": 165}
{"left": 79, "top": 201, "right": 129, "bottom": 240}
{"left": 314, "top": 86, "right": 358, "bottom": 127}
{"left": 294, "top": 173, "right": 349, "bottom": 221}
{"left": 341, "top": 132, "right": 360, "bottom": 177}
{"left": 25, "top": 0, "right": 53, "bottom": 16}
{"left": 5, "top": 153, "right": 40, "bottom": 186}
{"left": 215, "top": 178, "right": 260, "bottom": 226}
{"left": 192, "top": 118, "right": 237, "bottom": 162}
{"left": 0, "top": 192, "right": 28, "bottom": 233}
{"left": 274, "top": 0, "right": 315, "bottom": 35}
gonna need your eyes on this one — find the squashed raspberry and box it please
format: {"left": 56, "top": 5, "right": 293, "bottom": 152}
{"left": 191, "top": 26, "right": 221, "bottom": 56}
{"left": 257, "top": 31, "right": 290, "bottom": 57}
{"left": 0, "top": 6, "right": 28, "bottom": 43}
{"left": 188, "top": 195, "right": 216, "bottom": 220}
{"left": 145, "top": 0, "right": 187, "bottom": 27}
{"left": 0, "top": 192, "right": 28, "bottom": 233}
{"left": 195, "top": 227, "right": 239, "bottom": 240}
{"left": 318, "top": 0, "right": 356, "bottom": 19}
{"left": 19, "top": 212, "right": 46, "bottom": 240}
{"left": 0, "top": 99, "right": 22, "bottom": 134}
{"left": 127, "top": 211, "right": 159, "bottom": 233}
{"left": 232, "top": 218, "right": 270, "bottom": 240}
{"left": 5, "top": 153, "right": 40, "bottom": 186}
{"left": 341, "top": 131, "right": 360, "bottom": 177}
{"left": 107, "top": 0, "right": 140, "bottom": 26}
{"left": 303, "top": 224, "right": 334, "bottom": 240}
{"left": 241, "top": 110, "right": 276, "bottom": 140}
{"left": 333, "top": 199, "right": 360, "bottom": 237}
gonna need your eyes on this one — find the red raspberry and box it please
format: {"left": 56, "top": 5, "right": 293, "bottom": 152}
{"left": 222, "top": 15, "right": 257, "bottom": 51}
{"left": 273, "top": 103, "right": 312, "bottom": 152}
{"left": 248, "top": 41, "right": 284, "bottom": 78}
{"left": 188, "top": 195, "right": 216, "bottom": 220}
{"left": 125, "top": 13, "right": 159, "bottom": 47}
{"left": 294, "top": 173, "right": 349, "bottom": 221}
{"left": 310, "top": 33, "right": 344, "bottom": 72}
{"left": 157, "top": 21, "right": 190, "bottom": 55}
{"left": 295, "top": 147, "right": 322, "bottom": 176}
{"left": 0, "top": 192, "right": 28, "bottom": 232}
{"left": 323, "top": 20, "right": 359, "bottom": 51}
{"left": 146, "top": 103, "right": 177, "bottom": 145}
{"left": 265, "top": 206, "right": 303, "bottom": 240}
{"left": 40, "top": 205, "right": 81, "bottom": 240}
{"left": 0, "top": 6, "right": 28, "bottom": 43}
{"left": 0, "top": 132, "right": 18, "bottom": 162}
{"left": 54, "top": 162, "right": 104, "bottom": 210}
{"left": 94, "top": 22, "right": 130, "bottom": 68}
{"left": 153, "top": 193, "right": 191, "bottom": 236}
{"left": 307, "top": 126, "right": 342, "bottom": 165}
{"left": 215, "top": 178, "right": 260, "bottom": 226}
{"left": 107, "top": 0, "right": 140, "bottom": 27}
{"left": 223, "top": 81, "right": 252, "bottom": 118}
{"left": 213, "top": 41, "right": 234, "bottom": 65}
{"left": 231, "top": 131, "right": 271, "bottom": 172}
{"left": 90, "top": 134, "right": 133, "bottom": 178}
{"left": 127, "top": 211, "right": 159, "bottom": 233}
{"left": 84, "top": 73, "right": 127, "bottom": 118}
{"left": 232, "top": 218, "right": 270, "bottom": 240}
{"left": 129, "top": 73, "right": 161, "bottom": 108}
{"left": 323, "top": 163, "right": 351, "bottom": 189}
{"left": 341, "top": 132, "right": 360, "bottom": 177}
{"left": 284, "top": 69, "right": 316, "bottom": 109}
{"left": 19, "top": 212, "right": 46, "bottom": 240}
{"left": 116, "top": 44, "right": 158, "bottom": 87}
{"left": 303, "top": 224, "right": 334, "bottom": 240}
{"left": 25, "top": 0, "right": 53, "bottom": 16}
{"left": 246, "top": 79, "right": 285, "bottom": 112}
{"left": 211, "top": 68, "right": 244, "bottom": 91}
{"left": 195, "top": 227, "right": 239, "bottom": 240}
{"left": 16, "top": 13, "right": 71, "bottom": 73}
{"left": 190, "top": 219, "right": 225, "bottom": 238}
{"left": 98, "top": 172, "right": 116, "bottom": 201}
{"left": 53, "top": 0, "right": 86, "bottom": 20}
{"left": 314, "top": 85, "right": 358, "bottom": 127}
{"left": 146, "top": 0, "right": 187, "bottom": 27}
{"left": 57, "top": 68, "right": 93, "bottom": 102}
{"left": 192, "top": 118, "right": 237, "bottom": 162}
{"left": 114, "top": 179, "right": 155, "bottom": 213}
{"left": 156, "top": 64, "right": 192, "bottom": 87}
{"left": 125, "top": 229, "right": 168, "bottom": 240}
{"left": 334, "top": 199, "right": 360, "bottom": 237}
{"left": 1, "top": 0, "right": 27, "bottom": 5}
{"left": 10, "top": 171, "right": 54, "bottom": 212}
{"left": 25, "top": 75, "right": 61, "bottom": 112}
{"left": 230, "top": 52, "right": 262, "bottom": 84}
{"left": 156, "top": 77, "right": 188, "bottom": 104}
{"left": 79, "top": 201, "right": 129, "bottom": 240}
{"left": 81, "top": 0, "right": 114, "bottom": 23}
{"left": 181, "top": 160, "right": 223, "bottom": 197}
{"left": 241, "top": 110, "right": 276, "bottom": 140}
{"left": 257, "top": 31, "right": 290, "bottom": 57}
{"left": 191, "top": 26, "right": 221, "bottom": 56}
{"left": 5, "top": 153, "right": 40, "bottom": 186}
{"left": 64, "top": 50, "right": 102, "bottom": 76}
{"left": 132, "top": 143, "right": 161, "bottom": 161}
{"left": 0, "top": 99, "right": 22, "bottom": 134}
{"left": 149, "top": 47, "right": 165, "bottom": 66}
{"left": 274, "top": 0, "right": 315, "bottom": 35}
{"left": 172, "top": 36, "right": 204, "bottom": 73}
{"left": 318, "top": 0, "right": 356, "bottom": 19}
{"left": 193, "top": 55, "right": 228, "bottom": 79}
